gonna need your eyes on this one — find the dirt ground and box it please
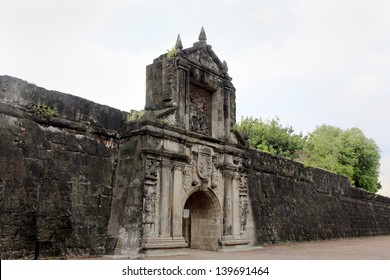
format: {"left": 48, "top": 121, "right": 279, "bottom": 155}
{"left": 143, "top": 235, "right": 390, "bottom": 260}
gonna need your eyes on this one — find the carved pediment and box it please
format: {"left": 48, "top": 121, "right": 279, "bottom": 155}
{"left": 186, "top": 46, "right": 224, "bottom": 74}
{"left": 181, "top": 27, "right": 228, "bottom": 76}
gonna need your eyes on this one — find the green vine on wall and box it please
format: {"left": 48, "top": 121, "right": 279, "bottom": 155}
{"left": 167, "top": 46, "right": 177, "bottom": 58}
{"left": 32, "top": 104, "right": 57, "bottom": 119}
{"left": 126, "top": 110, "right": 145, "bottom": 122}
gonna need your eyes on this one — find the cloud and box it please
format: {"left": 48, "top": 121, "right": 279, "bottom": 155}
{"left": 231, "top": 0, "right": 390, "bottom": 123}
{"left": 0, "top": 0, "right": 148, "bottom": 112}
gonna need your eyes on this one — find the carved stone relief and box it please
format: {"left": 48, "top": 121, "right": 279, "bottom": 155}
{"left": 145, "top": 158, "right": 158, "bottom": 181}
{"left": 211, "top": 169, "right": 222, "bottom": 189}
{"left": 197, "top": 150, "right": 212, "bottom": 181}
{"left": 189, "top": 84, "right": 211, "bottom": 135}
{"left": 230, "top": 91, "right": 236, "bottom": 125}
{"left": 210, "top": 153, "right": 222, "bottom": 189}
{"left": 195, "top": 147, "right": 212, "bottom": 191}
{"left": 188, "top": 48, "right": 219, "bottom": 72}
{"left": 183, "top": 164, "right": 193, "bottom": 192}
{"left": 143, "top": 183, "right": 155, "bottom": 224}
{"left": 233, "top": 156, "right": 244, "bottom": 168}
{"left": 143, "top": 158, "right": 160, "bottom": 237}
{"left": 166, "top": 59, "right": 178, "bottom": 103}
{"left": 237, "top": 175, "right": 248, "bottom": 234}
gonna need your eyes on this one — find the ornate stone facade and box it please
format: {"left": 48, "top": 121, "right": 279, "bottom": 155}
{"left": 140, "top": 28, "right": 252, "bottom": 255}
{"left": 145, "top": 27, "right": 236, "bottom": 139}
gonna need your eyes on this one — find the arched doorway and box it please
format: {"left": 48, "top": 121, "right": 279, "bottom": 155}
{"left": 182, "top": 190, "right": 221, "bottom": 251}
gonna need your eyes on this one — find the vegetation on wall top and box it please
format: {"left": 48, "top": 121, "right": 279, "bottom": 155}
{"left": 236, "top": 116, "right": 381, "bottom": 193}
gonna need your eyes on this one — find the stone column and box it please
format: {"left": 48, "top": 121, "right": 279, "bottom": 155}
{"left": 223, "top": 83, "right": 231, "bottom": 138}
{"left": 211, "top": 88, "right": 224, "bottom": 139}
{"left": 141, "top": 158, "right": 187, "bottom": 254}
{"left": 159, "top": 158, "right": 172, "bottom": 237}
{"left": 232, "top": 172, "right": 241, "bottom": 238}
{"left": 220, "top": 168, "right": 251, "bottom": 250}
{"left": 171, "top": 162, "right": 185, "bottom": 240}
{"left": 177, "top": 58, "right": 189, "bottom": 129}
{"left": 223, "top": 169, "right": 234, "bottom": 236}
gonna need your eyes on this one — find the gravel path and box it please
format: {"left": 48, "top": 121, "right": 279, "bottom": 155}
{"left": 144, "top": 235, "right": 390, "bottom": 260}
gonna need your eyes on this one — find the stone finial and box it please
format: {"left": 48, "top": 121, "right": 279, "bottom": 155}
{"left": 223, "top": 60, "right": 228, "bottom": 71}
{"left": 222, "top": 60, "right": 229, "bottom": 74}
{"left": 198, "top": 26, "right": 207, "bottom": 42}
{"left": 242, "top": 127, "right": 249, "bottom": 140}
{"left": 175, "top": 34, "right": 183, "bottom": 50}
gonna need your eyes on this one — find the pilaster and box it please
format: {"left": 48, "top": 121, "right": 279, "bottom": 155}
{"left": 220, "top": 167, "right": 250, "bottom": 250}
{"left": 141, "top": 157, "right": 187, "bottom": 254}
{"left": 159, "top": 158, "right": 172, "bottom": 237}
{"left": 172, "top": 162, "right": 186, "bottom": 240}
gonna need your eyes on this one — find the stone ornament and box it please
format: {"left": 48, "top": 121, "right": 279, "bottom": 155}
{"left": 197, "top": 148, "right": 213, "bottom": 181}
{"left": 239, "top": 195, "right": 248, "bottom": 234}
{"left": 143, "top": 158, "right": 159, "bottom": 227}
{"left": 167, "top": 59, "right": 178, "bottom": 104}
{"left": 238, "top": 175, "right": 249, "bottom": 234}
{"left": 189, "top": 86, "right": 211, "bottom": 135}
{"left": 187, "top": 48, "right": 220, "bottom": 72}
{"left": 145, "top": 158, "right": 158, "bottom": 180}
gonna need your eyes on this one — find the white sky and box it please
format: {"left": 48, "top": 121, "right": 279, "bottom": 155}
{"left": 1, "top": 0, "right": 390, "bottom": 197}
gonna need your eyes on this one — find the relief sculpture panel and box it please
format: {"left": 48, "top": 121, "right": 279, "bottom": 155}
{"left": 188, "top": 49, "right": 220, "bottom": 72}
{"left": 189, "top": 84, "right": 211, "bottom": 136}
{"left": 167, "top": 59, "right": 177, "bottom": 102}
{"left": 238, "top": 175, "right": 249, "bottom": 234}
{"left": 143, "top": 158, "right": 160, "bottom": 237}
{"left": 197, "top": 152, "right": 212, "bottom": 180}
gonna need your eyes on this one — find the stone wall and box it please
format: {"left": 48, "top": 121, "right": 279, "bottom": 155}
{"left": 0, "top": 76, "right": 126, "bottom": 259}
{"left": 247, "top": 150, "right": 390, "bottom": 244}
{"left": 105, "top": 123, "right": 144, "bottom": 257}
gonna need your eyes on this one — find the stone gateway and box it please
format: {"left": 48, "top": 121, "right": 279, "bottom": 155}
{"left": 122, "top": 28, "right": 252, "bottom": 255}
{"left": 1, "top": 28, "right": 390, "bottom": 259}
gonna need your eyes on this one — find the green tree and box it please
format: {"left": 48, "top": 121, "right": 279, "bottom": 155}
{"left": 299, "top": 125, "right": 381, "bottom": 193}
{"left": 297, "top": 125, "right": 348, "bottom": 175}
{"left": 340, "top": 128, "right": 381, "bottom": 192}
{"left": 235, "top": 116, "right": 306, "bottom": 159}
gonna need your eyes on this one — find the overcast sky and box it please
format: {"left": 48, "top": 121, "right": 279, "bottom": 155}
{"left": 1, "top": 0, "right": 389, "bottom": 197}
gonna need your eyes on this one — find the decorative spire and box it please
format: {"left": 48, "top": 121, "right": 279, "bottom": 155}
{"left": 222, "top": 60, "right": 229, "bottom": 74}
{"left": 198, "top": 26, "right": 207, "bottom": 42}
{"left": 175, "top": 34, "right": 183, "bottom": 50}
{"left": 242, "top": 127, "right": 249, "bottom": 140}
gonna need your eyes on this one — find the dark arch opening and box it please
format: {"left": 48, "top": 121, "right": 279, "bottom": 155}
{"left": 182, "top": 190, "right": 221, "bottom": 251}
